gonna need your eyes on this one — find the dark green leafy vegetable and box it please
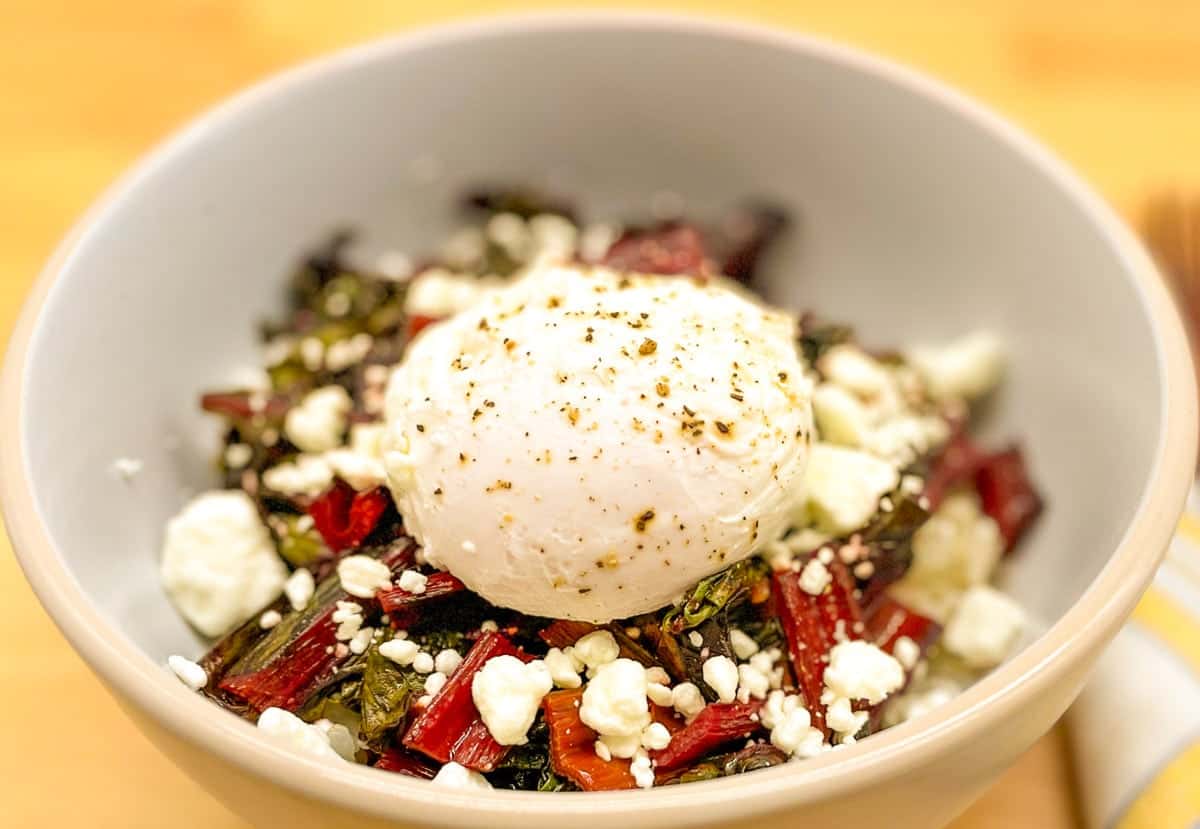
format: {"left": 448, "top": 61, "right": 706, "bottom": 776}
{"left": 799, "top": 320, "right": 854, "bottom": 366}
{"left": 360, "top": 640, "right": 426, "bottom": 746}
{"left": 661, "top": 557, "right": 769, "bottom": 635}
{"left": 274, "top": 514, "right": 332, "bottom": 569}
{"left": 858, "top": 494, "right": 930, "bottom": 608}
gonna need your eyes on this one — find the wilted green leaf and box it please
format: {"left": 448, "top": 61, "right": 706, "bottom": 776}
{"left": 360, "top": 641, "right": 425, "bottom": 745}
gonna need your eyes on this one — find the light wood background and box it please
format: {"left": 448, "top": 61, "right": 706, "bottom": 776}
{"left": 5, "top": 1, "right": 1199, "bottom": 825}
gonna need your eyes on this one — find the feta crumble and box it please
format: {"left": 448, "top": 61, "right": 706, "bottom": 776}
{"left": 472, "top": 655, "right": 553, "bottom": 745}
{"left": 823, "top": 640, "right": 905, "bottom": 705}
{"left": 573, "top": 630, "right": 620, "bottom": 671}
{"left": 432, "top": 761, "right": 494, "bottom": 790}
{"left": 259, "top": 609, "right": 282, "bottom": 630}
{"left": 579, "top": 658, "right": 651, "bottom": 738}
{"left": 729, "top": 629, "right": 760, "bottom": 660}
{"left": 257, "top": 707, "right": 345, "bottom": 764}
{"left": 160, "top": 490, "right": 288, "bottom": 637}
{"left": 379, "top": 638, "right": 420, "bottom": 666}
{"left": 284, "top": 385, "right": 352, "bottom": 453}
{"left": 702, "top": 655, "right": 739, "bottom": 704}
{"left": 283, "top": 567, "right": 316, "bottom": 611}
{"left": 671, "top": 682, "right": 706, "bottom": 720}
{"left": 802, "top": 443, "right": 899, "bottom": 535}
{"left": 630, "top": 749, "right": 655, "bottom": 789}
{"left": 434, "top": 649, "right": 463, "bottom": 676}
{"left": 943, "top": 585, "right": 1026, "bottom": 668}
{"left": 799, "top": 557, "right": 832, "bottom": 596}
{"left": 167, "top": 655, "right": 208, "bottom": 691}
{"left": 397, "top": 569, "right": 429, "bottom": 595}
{"left": 544, "top": 647, "right": 583, "bottom": 689}
{"left": 337, "top": 555, "right": 393, "bottom": 599}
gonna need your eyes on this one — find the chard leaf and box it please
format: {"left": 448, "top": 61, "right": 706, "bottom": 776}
{"left": 662, "top": 558, "right": 768, "bottom": 634}
{"left": 360, "top": 641, "right": 425, "bottom": 745}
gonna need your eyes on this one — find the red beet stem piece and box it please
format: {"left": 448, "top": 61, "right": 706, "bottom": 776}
{"left": 922, "top": 429, "right": 985, "bottom": 510}
{"left": 538, "top": 619, "right": 597, "bottom": 649}
{"left": 601, "top": 224, "right": 708, "bottom": 276}
{"left": 374, "top": 747, "right": 438, "bottom": 780}
{"left": 864, "top": 595, "right": 941, "bottom": 656}
{"left": 377, "top": 572, "right": 468, "bottom": 615}
{"left": 772, "top": 560, "right": 864, "bottom": 734}
{"left": 974, "top": 446, "right": 1044, "bottom": 553}
{"left": 402, "top": 631, "right": 520, "bottom": 769}
{"left": 219, "top": 542, "right": 414, "bottom": 712}
{"left": 200, "top": 391, "right": 291, "bottom": 421}
{"left": 648, "top": 701, "right": 764, "bottom": 772}
{"left": 308, "top": 480, "right": 393, "bottom": 552}
{"left": 405, "top": 314, "right": 441, "bottom": 341}
{"left": 219, "top": 604, "right": 341, "bottom": 711}
{"left": 543, "top": 689, "right": 637, "bottom": 791}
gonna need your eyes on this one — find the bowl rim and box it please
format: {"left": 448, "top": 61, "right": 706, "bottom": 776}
{"left": 2, "top": 9, "right": 1196, "bottom": 825}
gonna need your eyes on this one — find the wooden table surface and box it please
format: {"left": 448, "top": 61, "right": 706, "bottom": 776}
{"left": 4, "top": 1, "right": 1198, "bottom": 825}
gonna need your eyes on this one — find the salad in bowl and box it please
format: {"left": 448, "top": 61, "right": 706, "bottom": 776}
{"left": 160, "top": 189, "right": 1042, "bottom": 792}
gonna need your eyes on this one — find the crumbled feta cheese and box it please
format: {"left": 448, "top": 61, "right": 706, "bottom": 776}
{"left": 299, "top": 337, "right": 325, "bottom": 371}
{"left": 160, "top": 490, "right": 288, "bottom": 637}
{"left": 825, "top": 696, "right": 869, "bottom": 743}
{"left": 404, "top": 268, "right": 491, "bottom": 317}
{"left": 257, "top": 707, "right": 344, "bottom": 764}
{"left": 579, "top": 222, "right": 621, "bottom": 262}
{"left": 818, "top": 345, "right": 893, "bottom": 398}
{"left": 431, "top": 761, "right": 494, "bottom": 790}
{"left": 943, "top": 585, "right": 1026, "bottom": 668}
{"left": 762, "top": 539, "right": 794, "bottom": 572}
{"left": 762, "top": 692, "right": 826, "bottom": 757}
{"left": 112, "top": 456, "right": 143, "bottom": 481}
{"left": 906, "top": 492, "right": 1003, "bottom": 595}
{"left": 337, "top": 555, "right": 393, "bottom": 599}
{"left": 644, "top": 666, "right": 671, "bottom": 686}
{"left": 597, "top": 732, "right": 641, "bottom": 759}
{"left": 647, "top": 682, "right": 674, "bottom": 707}
{"left": 906, "top": 331, "right": 1004, "bottom": 401}
{"left": 480, "top": 619, "right": 499, "bottom": 633}
{"left": 379, "top": 638, "right": 420, "bottom": 666}
{"left": 424, "top": 671, "right": 448, "bottom": 697}
{"left": 737, "top": 663, "right": 771, "bottom": 701}
{"left": 434, "top": 649, "right": 463, "bottom": 676}
{"left": 824, "top": 640, "right": 905, "bottom": 704}
{"left": 349, "top": 626, "right": 375, "bottom": 655}
{"left": 579, "top": 658, "right": 651, "bottom": 738}
{"left": 799, "top": 558, "right": 832, "bottom": 596}
{"left": 671, "top": 682, "right": 706, "bottom": 720}
{"left": 259, "top": 609, "right": 282, "bottom": 629}
{"left": 639, "top": 722, "right": 672, "bottom": 751}
{"left": 324, "top": 449, "right": 386, "bottom": 491}
{"left": 262, "top": 454, "right": 334, "bottom": 497}
{"left": 325, "top": 333, "right": 374, "bottom": 373}
{"left": 593, "top": 739, "right": 612, "bottom": 762}
{"left": 812, "top": 383, "right": 870, "bottom": 447}
{"left": 802, "top": 443, "right": 899, "bottom": 535}
{"left": 331, "top": 601, "right": 364, "bottom": 641}
{"left": 285, "top": 386, "right": 352, "bottom": 453}
{"left": 412, "top": 652, "right": 436, "bottom": 674}
{"left": 487, "top": 212, "right": 533, "bottom": 261}
{"left": 167, "top": 655, "right": 208, "bottom": 691}
{"left": 472, "top": 655, "right": 553, "bottom": 745}
{"left": 573, "top": 630, "right": 620, "bottom": 670}
{"left": 729, "top": 629, "right": 760, "bottom": 660}
{"left": 284, "top": 567, "right": 316, "bottom": 611}
{"left": 702, "top": 655, "right": 739, "bottom": 704}
{"left": 528, "top": 214, "right": 579, "bottom": 262}
{"left": 224, "top": 443, "right": 253, "bottom": 468}
{"left": 630, "top": 749, "right": 655, "bottom": 789}
{"left": 544, "top": 647, "right": 583, "bottom": 689}
{"left": 397, "top": 569, "right": 428, "bottom": 595}
{"left": 893, "top": 636, "right": 921, "bottom": 672}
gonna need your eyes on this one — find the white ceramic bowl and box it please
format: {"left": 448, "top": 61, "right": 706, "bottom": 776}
{"left": 3, "top": 12, "right": 1196, "bottom": 829}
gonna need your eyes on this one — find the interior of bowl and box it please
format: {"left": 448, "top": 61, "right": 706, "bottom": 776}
{"left": 20, "top": 14, "right": 1161, "bottom": 718}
